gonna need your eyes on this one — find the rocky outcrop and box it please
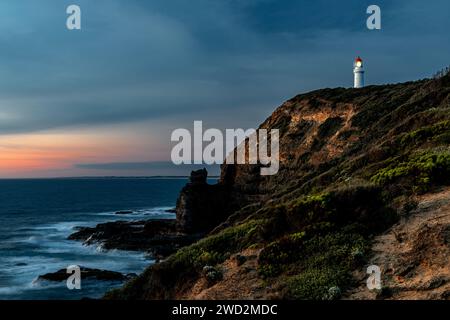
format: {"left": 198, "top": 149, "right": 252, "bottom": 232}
{"left": 176, "top": 169, "right": 230, "bottom": 233}
{"left": 38, "top": 267, "right": 136, "bottom": 282}
{"left": 68, "top": 169, "right": 231, "bottom": 257}
{"left": 68, "top": 219, "right": 202, "bottom": 259}
{"left": 68, "top": 169, "right": 231, "bottom": 260}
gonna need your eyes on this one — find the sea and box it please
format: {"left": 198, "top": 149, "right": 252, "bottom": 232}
{"left": 0, "top": 177, "right": 204, "bottom": 300}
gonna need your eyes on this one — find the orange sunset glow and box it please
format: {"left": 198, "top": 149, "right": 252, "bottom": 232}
{"left": 0, "top": 126, "right": 167, "bottom": 178}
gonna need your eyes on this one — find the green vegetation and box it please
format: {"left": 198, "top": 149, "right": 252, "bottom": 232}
{"left": 371, "top": 149, "right": 450, "bottom": 192}
{"left": 400, "top": 120, "right": 450, "bottom": 146}
{"left": 256, "top": 186, "right": 396, "bottom": 299}
{"left": 202, "top": 265, "right": 223, "bottom": 285}
{"left": 283, "top": 231, "right": 367, "bottom": 300}
{"left": 172, "top": 218, "right": 264, "bottom": 268}
{"left": 286, "top": 268, "right": 348, "bottom": 300}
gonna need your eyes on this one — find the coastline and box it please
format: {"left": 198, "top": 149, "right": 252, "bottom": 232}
{"left": 35, "top": 170, "right": 224, "bottom": 299}
{"left": 0, "top": 178, "right": 187, "bottom": 300}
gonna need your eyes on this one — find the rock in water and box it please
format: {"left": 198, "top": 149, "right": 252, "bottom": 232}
{"left": 68, "top": 219, "right": 202, "bottom": 258}
{"left": 38, "top": 267, "right": 133, "bottom": 282}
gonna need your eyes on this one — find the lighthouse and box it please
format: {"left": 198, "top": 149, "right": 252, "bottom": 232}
{"left": 353, "top": 56, "right": 365, "bottom": 88}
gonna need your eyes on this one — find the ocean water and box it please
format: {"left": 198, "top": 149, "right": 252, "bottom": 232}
{"left": 0, "top": 178, "right": 193, "bottom": 300}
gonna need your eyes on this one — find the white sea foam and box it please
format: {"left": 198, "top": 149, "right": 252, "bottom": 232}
{"left": 0, "top": 206, "right": 168, "bottom": 299}
{"left": 95, "top": 206, "right": 175, "bottom": 219}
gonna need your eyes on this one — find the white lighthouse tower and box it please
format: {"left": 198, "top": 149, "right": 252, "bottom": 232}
{"left": 353, "top": 56, "right": 365, "bottom": 88}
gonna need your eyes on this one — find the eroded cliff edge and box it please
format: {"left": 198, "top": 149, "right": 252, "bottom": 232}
{"left": 107, "top": 73, "right": 450, "bottom": 300}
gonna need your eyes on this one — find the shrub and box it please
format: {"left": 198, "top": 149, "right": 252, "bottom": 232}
{"left": 257, "top": 186, "right": 394, "bottom": 298}
{"left": 371, "top": 149, "right": 450, "bottom": 192}
{"left": 258, "top": 232, "right": 306, "bottom": 278}
{"left": 326, "top": 286, "right": 342, "bottom": 300}
{"left": 400, "top": 120, "right": 450, "bottom": 146}
{"left": 173, "top": 219, "right": 264, "bottom": 268}
{"left": 202, "top": 266, "right": 223, "bottom": 285}
{"left": 285, "top": 268, "right": 349, "bottom": 300}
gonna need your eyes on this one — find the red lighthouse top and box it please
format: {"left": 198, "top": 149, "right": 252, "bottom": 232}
{"left": 355, "top": 56, "right": 363, "bottom": 63}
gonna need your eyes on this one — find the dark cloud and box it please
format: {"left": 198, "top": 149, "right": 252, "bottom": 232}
{"left": 0, "top": 0, "right": 449, "bottom": 136}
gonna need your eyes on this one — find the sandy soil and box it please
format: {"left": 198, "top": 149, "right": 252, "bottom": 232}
{"left": 347, "top": 187, "right": 450, "bottom": 300}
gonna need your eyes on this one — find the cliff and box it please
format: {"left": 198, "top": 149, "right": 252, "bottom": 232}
{"left": 106, "top": 72, "right": 450, "bottom": 300}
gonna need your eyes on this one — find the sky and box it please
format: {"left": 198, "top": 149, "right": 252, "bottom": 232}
{"left": 0, "top": 0, "right": 449, "bottom": 178}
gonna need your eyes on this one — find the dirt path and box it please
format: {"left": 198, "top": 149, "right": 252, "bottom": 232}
{"left": 347, "top": 187, "right": 450, "bottom": 300}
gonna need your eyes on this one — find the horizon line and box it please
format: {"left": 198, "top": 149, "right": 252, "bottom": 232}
{"left": 0, "top": 175, "right": 221, "bottom": 180}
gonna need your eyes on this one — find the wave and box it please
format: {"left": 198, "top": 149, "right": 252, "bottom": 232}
{"left": 94, "top": 206, "right": 175, "bottom": 219}
{"left": 0, "top": 206, "right": 167, "bottom": 299}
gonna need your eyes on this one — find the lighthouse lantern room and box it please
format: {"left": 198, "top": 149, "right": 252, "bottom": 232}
{"left": 353, "top": 56, "right": 365, "bottom": 88}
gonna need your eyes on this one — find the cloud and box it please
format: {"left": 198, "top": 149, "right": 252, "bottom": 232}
{"left": 3, "top": 0, "right": 449, "bottom": 136}
{"left": 1, "top": 0, "right": 450, "bottom": 178}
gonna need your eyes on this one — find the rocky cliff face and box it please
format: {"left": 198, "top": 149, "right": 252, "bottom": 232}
{"left": 220, "top": 76, "right": 450, "bottom": 206}
{"left": 176, "top": 168, "right": 229, "bottom": 233}
{"left": 107, "top": 73, "right": 450, "bottom": 300}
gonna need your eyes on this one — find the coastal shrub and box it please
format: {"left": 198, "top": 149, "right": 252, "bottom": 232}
{"left": 302, "top": 221, "right": 335, "bottom": 236}
{"left": 258, "top": 232, "right": 306, "bottom": 278}
{"left": 282, "top": 231, "right": 367, "bottom": 299}
{"left": 285, "top": 267, "right": 350, "bottom": 300}
{"left": 285, "top": 193, "right": 333, "bottom": 229}
{"left": 259, "top": 228, "right": 368, "bottom": 279}
{"left": 285, "top": 186, "right": 397, "bottom": 235}
{"left": 197, "top": 251, "right": 224, "bottom": 266}
{"left": 299, "top": 232, "right": 367, "bottom": 268}
{"left": 172, "top": 218, "right": 266, "bottom": 269}
{"left": 400, "top": 120, "right": 450, "bottom": 146}
{"left": 106, "top": 219, "right": 267, "bottom": 299}
{"left": 202, "top": 266, "right": 223, "bottom": 285}
{"left": 258, "top": 185, "right": 394, "bottom": 298}
{"left": 254, "top": 206, "right": 290, "bottom": 241}
{"left": 371, "top": 149, "right": 450, "bottom": 192}
{"left": 325, "top": 286, "right": 342, "bottom": 300}
{"left": 434, "top": 132, "right": 450, "bottom": 144}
